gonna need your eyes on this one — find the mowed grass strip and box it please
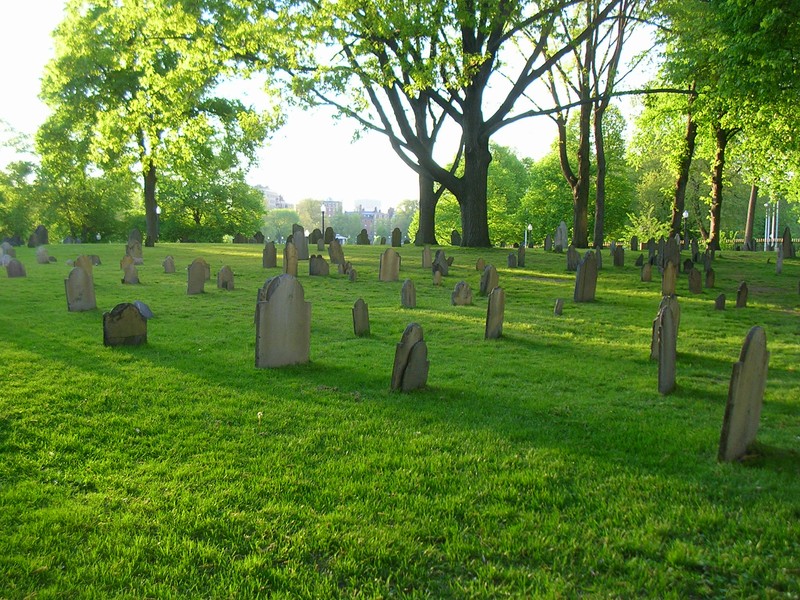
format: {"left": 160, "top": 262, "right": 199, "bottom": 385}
{"left": 1, "top": 242, "right": 799, "bottom": 598}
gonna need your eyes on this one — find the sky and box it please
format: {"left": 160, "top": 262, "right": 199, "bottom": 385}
{"left": 0, "top": 1, "right": 636, "bottom": 212}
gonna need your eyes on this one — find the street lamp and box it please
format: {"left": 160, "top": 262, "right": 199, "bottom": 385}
{"left": 155, "top": 206, "right": 162, "bottom": 242}
{"left": 321, "top": 204, "right": 326, "bottom": 242}
{"left": 524, "top": 223, "right": 532, "bottom": 248}
{"left": 95, "top": 232, "right": 101, "bottom": 242}
{"left": 682, "top": 209, "right": 689, "bottom": 249}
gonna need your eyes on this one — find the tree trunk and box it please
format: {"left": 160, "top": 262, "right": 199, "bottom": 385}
{"left": 708, "top": 125, "right": 733, "bottom": 251}
{"left": 744, "top": 184, "right": 758, "bottom": 250}
{"left": 670, "top": 111, "right": 698, "bottom": 237}
{"left": 415, "top": 172, "right": 438, "bottom": 245}
{"left": 593, "top": 108, "right": 606, "bottom": 249}
{"left": 143, "top": 158, "right": 157, "bottom": 247}
{"left": 458, "top": 139, "right": 492, "bottom": 247}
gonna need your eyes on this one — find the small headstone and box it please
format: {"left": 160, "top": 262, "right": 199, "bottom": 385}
{"left": 612, "top": 245, "right": 624, "bottom": 267}
{"left": 718, "top": 326, "right": 769, "bottom": 462}
{"left": 484, "top": 287, "right": 505, "bottom": 340}
{"left": 736, "top": 282, "right": 748, "bottom": 308}
{"left": 262, "top": 242, "right": 277, "bottom": 268}
{"left": 309, "top": 228, "right": 322, "bottom": 245}
{"left": 217, "top": 265, "right": 235, "bottom": 290}
{"left": 573, "top": 251, "right": 598, "bottom": 302}
{"left": 324, "top": 227, "right": 335, "bottom": 244}
{"left": 36, "top": 247, "right": 50, "bottom": 264}
{"left": 634, "top": 254, "right": 644, "bottom": 267}
{"left": 554, "top": 298, "right": 564, "bottom": 316}
{"left": 380, "top": 236, "right": 387, "bottom": 245}
{"left": 432, "top": 270, "right": 442, "bottom": 286}
{"left": 132, "top": 300, "right": 154, "bottom": 320}
{"left": 356, "top": 228, "right": 370, "bottom": 245}
{"left": 379, "top": 248, "right": 401, "bottom": 282}
{"left": 566, "top": 245, "right": 580, "bottom": 272}
{"left": 446, "top": 256, "right": 454, "bottom": 267}
{"left": 656, "top": 305, "right": 677, "bottom": 395}
{"left": 475, "top": 257, "right": 485, "bottom": 272}
{"left": 48, "top": 256, "right": 57, "bottom": 263}
{"left": 544, "top": 234, "right": 553, "bottom": 252}
{"left": 337, "top": 261, "right": 352, "bottom": 275}
{"left": 450, "top": 230, "right": 461, "bottom": 246}
{"left": 352, "top": 298, "right": 370, "bottom": 337}
{"left": 162, "top": 255, "right": 176, "bottom": 273}
{"left": 328, "top": 239, "right": 345, "bottom": 265}
{"left": 641, "top": 263, "right": 652, "bottom": 283}
{"left": 705, "top": 268, "right": 715, "bottom": 288}
{"left": 348, "top": 268, "right": 357, "bottom": 283}
{"left": 432, "top": 250, "right": 449, "bottom": 277}
{"left": 309, "top": 254, "right": 330, "bottom": 276}
{"left": 187, "top": 259, "right": 206, "bottom": 294}
{"left": 630, "top": 236, "right": 639, "bottom": 252}
{"left": 479, "top": 264, "right": 499, "bottom": 296}
{"left": 292, "top": 224, "right": 309, "bottom": 260}
{"left": 776, "top": 245, "right": 784, "bottom": 275}
{"left": 103, "top": 303, "right": 147, "bottom": 346}
{"left": 517, "top": 246, "right": 526, "bottom": 268}
{"left": 682, "top": 258, "right": 694, "bottom": 274}
{"left": 255, "top": 274, "right": 311, "bottom": 368}
{"left": 283, "top": 242, "right": 298, "bottom": 277}
{"left": 451, "top": 281, "right": 473, "bottom": 306}
{"left": 715, "top": 293, "right": 726, "bottom": 310}
{"left": 121, "top": 265, "right": 139, "bottom": 285}
{"left": 661, "top": 261, "right": 677, "bottom": 296}
{"left": 391, "top": 227, "right": 402, "bottom": 247}
{"left": 401, "top": 279, "right": 417, "bottom": 308}
{"left": 687, "top": 267, "right": 702, "bottom": 294}
{"left": 254, "top": 231, "right": 265, "bottom": 244}
{"left": 507, "top": 253, "right": 517, "bottom": 268}
{"left": 65, "top": 267, "right": 96, "bottom": 311}
{"left": 390, "top": 323, "right": 429, "bottom": 392}
{"left": 421, "top": 246, "right": 432, "bottom": 269}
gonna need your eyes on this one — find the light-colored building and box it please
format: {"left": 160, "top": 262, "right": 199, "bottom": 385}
{"left": 255, "top": 185, "right": 291, "bottom": 210}
{"left": 346, "top": 204, "right": 395, "bottom": 239}
{"left": 321, "top": 199, "right": 343, "bottom": 217}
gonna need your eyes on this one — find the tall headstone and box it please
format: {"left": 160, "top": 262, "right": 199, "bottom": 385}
{"left": 421, "top": 246, "right": 432, "bottom": 269}
{"left": 401, "top": 279, "right": 417, "bottom": 308}
{"left": 451, "top": 281, "right": 473, "bottom": 306}
{"left": 432, "top": 250, "right": 449, "bottom": 276}
{"left": 664, "top": 235, "right": 680, "bottom": 270}
{"left": 736, "top": 282, "right": 748, "bottom": 308}
{"left": 162, "top": 255, "right": 176, "bottom": 273}
{"left": 324, "top": 226, "right": 335, "bottom": 244}
{"left": 573, "top": 251, "right": 598, "bottom": 302}
{"left": 217, "top": 265, "right": 235, "bottom": 290}
{"left": 507, "top": 253, "right": 518, "bottom": 268}
{"left": 651, "top": 295, "right": 680, "bottom": 361}
{"left": 718, "top": 326, "right": 769, "bottom": 462}
{"left": 65, "top": 266, "right": 96, "bottom": 312}
{"left": 661, "top": 261, "right": 677, "bottom": 296}
{"left": 517, "top": 246, "right": 526, "bottom": 268}
{"left": 103, "top": 303, "right": 147, "bottom": 346}
{"left": 263, "top": 242, "right": 277, "bottom": 268}
{"left": 391, "top": 227, "right": 402, "bottom": 247}
{"left": 475, "top": 257, "right": 486, "bottom": 272}
{"left": 379, "top": 248, "right": 401, "bottom": 282}
{"left": 255, "top": 274, "right": 311, "bottom": 368}
{"left": 356, "top": 228, "right": 370, "bottom": 245}
{"left": 309, "top": 254, "right": 330, "bottom": 276}
{"left": 292, "top": 224, "right": 309, "bottom": 260}
{"left": 641, "top": 263, "right": 652, "bottom": 283}
{"left": 554, "top": 221, "right": 568, "bottom": 251}
{"left": 390, "top": 323, "right": 429, "bottom": 392}
{"left": 781, "top": 226, "right": 796, "bottom": 259}
{"left": 283, "top": 242, "right": 298, "bottom": 277}
{"left": 612, "top": 245, "right": 624, "bottom": 267}
{"left": 705, "top": 268, "right": 715, "bottom": 288}
{"left": 687, "top": 267, "right": 703, "bottom": 294}
{"left": 328, "top": 239, "right": 345, "bottom": 265}
{"left": 484, "top": 286, "right": 505, "bottom": 340}
{"left": 352, "top": 298, "right": 370, "bottom": 337}
{"left": 566, "top": 245, "right": 580, "bottom": 272}
{"left": 187, "top": 259, "right": 206, "bottom": 294}
{"left": 479, "top": 264, "right": 499, "bottom": 296}
{"left": 630, "top": 236, "right": 639, "bottom": 252}
{"left": 657, "top": 305, "right": 677, "bottom": 395}
{"left": 450, "top": 230, "right": 462, "bottom": 246}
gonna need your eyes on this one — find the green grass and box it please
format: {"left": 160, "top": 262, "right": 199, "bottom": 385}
{"left": 1, "top": 242, "right": 799, "bottom": 598}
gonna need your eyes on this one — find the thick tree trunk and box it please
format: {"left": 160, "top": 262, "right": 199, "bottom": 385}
{"left": 744, "top": 184, "right": 758, "bottom": 250}
{"left": 143, "top": 159, "right": 157, "bottom": 247}
{"left": 670, "top": 111, "right": 698, "bottom": 238}
{"left": 458, "top": 140, "right": 492, "bottom": 247}
{"left": 572, "top": 100, "right": 592, "bottom": 248}
{"left": 593, "top": 109, "right": 606, "bottom": 249}
{"left": 708, "top": 125, "right": 733, "bottom": 251}
{"left": 415, "top": 172, "right": 438, "bottom": 245}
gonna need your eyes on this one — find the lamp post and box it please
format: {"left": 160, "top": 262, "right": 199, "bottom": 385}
{"left": 321, "top": 204, "right": 326, "bottom": 242}
{"left": 764, "top": 202, "right": 771, "bottom": 250}
{"left": 524, "top": 223, "right": 532, "bottom": 248}
{"left": 96, "top": 232, "right": 101, "bottom": 242}
{"left": 682, "top": 209, "right": 689, "bottom": 249}
{"left": 155, "top": 206, "right": 162, "bottom": 242}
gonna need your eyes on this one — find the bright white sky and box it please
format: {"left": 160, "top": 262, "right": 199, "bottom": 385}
{"left": 1, "top": 1, "right": 641, "bottom": 211}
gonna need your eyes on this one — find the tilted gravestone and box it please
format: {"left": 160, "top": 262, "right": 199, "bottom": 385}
{"left": 391, "top": 227, "right": 402, "bottom": 247}
{"left": 517, "top": 246, "right": 526, "bottom": 268}
{"left": 554, "top": 298, "right": 564, "bottom": 316}
{"left": 263, "top": 242, "right": 277, "bottom": 268}
{"left": 187, "top": 259, "right": 206, "bottom": 294}
{"left": 401, "top": 279, "right": 416, "bottom": 308}
{"left": 217, "top": 265, "right": 235, "bottom": 290}
{"left": 656, "top": 305, "right": 677, "bottom": 395}
{"left": 705, "top": 268, "right": 715, "bottom": 289}
{"left": 309, "top": 255, "right": 330, "bottom": 276}
{"left": 65, "top": 266, "right": 96, "bottom": 312}
{"left": 661, "top": 261, "right": 677, "bottom": 296}
{"left": 390, "top": 323, "right": 429, "bottom": 392}
{"left": 379, "top": 248, "right": 401, "bottom": 282}
{"left": 121, "top": 265, "right": 139, "bottom": 285}
{"left": 651, "top": 295, "right": 680, "bottom": 361}
{"left": 736, "top": 281, "right": 748, "bottom": 308}
{"left": 348, "top": 268, "right": 357, "bottom": 283}
{"left": 687, "top": 267, "right": 703, "bottom": 294}
{"left": 715, "top": 293, "right": 726, "bottom": 310}
{"left": 641, "top": 263, "right": 653, "bottom": 283}
{"left": 450, "top": 230, "right": 462, "bottom": 246}
{"left": 451, "top": 281, "right": 473, "bottom": 306}
{"left": 432, "top": 250, "right": 449, "bottom": 276}
{"left": 356, "top": 228, "right": 371, "bottom": 245}
{"left": 479, "top": 264, "right": 499, "bottom": 296}
{"left": 103, "top": 303, "right": 147, "bottom": 346}
{"left": 485, "top": 286, "right": 505, "bottom": 340}
{"left": 352, "top": 298, "right": 370, "bottom": 337}
{"left": 573, "top": 250, "right": 598, "bottom": 303}
{"left": 421, "top": 246, "right": 432, "bottom": 269}
{"left": 475, "top": 257, "right": 486, "bottom": 272}
{"left": 782, "top": 226, "right": 796, "bottom": 259}
{"left": 328, "top": 239, "right": 345, "bottom": 265}
{"left": 566, "top": 245, "right": 580, "bottom": 272}
{"left": 507, "top": 253, "right": 517, "bottom": 268}
{"left": 163, "top": 255, "right": 176, "bottom": 273}
{"left": 292, "top": 224, "right": 309, "bottom": 260}
{"left": 255, "top": 274, "right": 311, "bottom": 368}
{"left": 283, "top": 241, "right": 298, "bottom": 277}
{"left": 718, "top": 326, "right": 769, "bottom": 462}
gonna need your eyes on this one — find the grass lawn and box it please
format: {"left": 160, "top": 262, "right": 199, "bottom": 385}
{"left": 1, "top": 241, "right": 799, "bottom": 598}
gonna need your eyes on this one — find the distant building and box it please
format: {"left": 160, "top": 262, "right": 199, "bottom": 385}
{"left": 346, "top": 204, "right": 395, "bottom": 239}
{"left": 321, "top": 199, "right": 343, "bottom": 217}
{"left": 255, "top": 185, "right": 291, "bottom": 210}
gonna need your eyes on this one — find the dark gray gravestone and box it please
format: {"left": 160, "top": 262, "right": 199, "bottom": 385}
{"left": 28, "top": 224, "right": 49, "bottom": 247}
{"left": 635, "top": 254, "right": 644, "bottom": 267}
{"left": 450, "top": 230, "right": 461, "bottom": 246}
{"left": 715, "top": 293, "right": 726, "bottom": 310}
{"left": 379, "top": 248, "right": 401, "bottom": 282}
{"left": 688, "top": 267, "right": 702, "bottom": 294}
{"left": 705, "top": 268, "right": 715, "bottom": 289}
{"left": 554, "top": 298, "right": 564, "bottom": 316}
{"left": 233, "top": 233, "right": 247, "bottom": 244}
{"left": 475, "top": 257, "right": 485, "bottom": 272}
{"left": 352, "top": 298, "right": 370, "bottom": 337}
{"left": 187, "top": 259, "right": 206, "bottom": 294}
{"left": 663, "top": 236, "right": 680, "bottom": 269}
{"left": 263, "top": 242, "right": 277, "bottom": 268}
{"left": 380, "top": 236, "right": 386, "bottom": 245}
{"left": 65, "top": 267, "right": 96, "bottom": 311}
{"left": 401, "top": 279, "right": 416, "bottom": 308}
{"left": 132, "top": 300, "right": 154, "bottom": 320}
{"left": 657, "top": 305, "right": 677, "bottom": 395}
{"left": 356, "top": 229, "right": 370, "bottom": 245}
{"left": 121, "top": 265, "right": 139, "bottom": 285}
{"left": 254, "top": 231, "right": 265, "bottom": 244}
{"left": 348, "top": 268, "right": 357, "bottom": 283}
{"left": 324, "top": 227, "right": 335, "bottom": 244}
{"left": 507, "top": 253, "right": 517, "bottom": 268}
{"left": 309, "top": 228, "right": 322, "bottom": 245}
{"left": 451, "top": 281, "right": 473, "bottom": 306}
{"left": 391, "top": 323, "right": 428, "bottom": 392}
{"left": 544, "top": 234, "right": 553, "bottom": 252}
{"left": 432, "top": 250, "right": 449, "bottom": 277}
{"left": 328, "top": 239, "right": 345, "bottom": 265}
{"left": 736, "top": 282, "right": 748, "bottom": 308}
{"left": 446, "top": 256, "right": 454, "bottom": 267}
{"left": 641, "top": 263, "right": 652, "bottom": 283}
{"left": 421, "top": 246, "right": 432, "bottom": 269}
{"left": 646, "top": 237, "right": 656, "bottom": 262}
{"left": 782, "top": 226, "right": 796, "bottom": 259}
{"left": 292, "top": 224, "right": 309, "bottom": 260}
{"left": 566, "top": 245, "right": 580, "bottom": 272}
{"left": 661, "top": 261, "right": 677, "bottom": 296}
{"left": 651, "top": 295, "right": 679, "bottom": 361}
{"left": 718, "top": 326, "right": 769, "bottom": 462}
{"left": 283, "top": 242, "right": 298, "bottom": 277}
{"left": 485, "top": 286, "right": 505, "bottom": 340}
{"left": 309, "top": 255, "right": 329, "bottom": 276}
{"left": 630, "top": 236, "right": 639, "bottom": 251}
{"left": 612, "top": 245, "right": 624, "bottom": 267}
{"left": 163, "top": 255, "right": 176, "bottom": 273}
{"left": 391, "top": 227, "right": 402, "bottom": 247}
{"left": 574, "top": 251, "right": 598, "bottom": 302}
{"left": 517, "top": 246, "right": 526, "bottom": 268}
{"left": 479, "top": 265, "right": 499, "bottom": 296}
{"left": 217, "top": 265, "right": 235, "bottom": 290}
{"left": 683, "top": 258, "right": 694, "bottom": 274}
{"left": 255, "top": 274, "right": 311, "bottom": 368}
{"left": 103, "top": 303, "right": 147, "bottom": 346}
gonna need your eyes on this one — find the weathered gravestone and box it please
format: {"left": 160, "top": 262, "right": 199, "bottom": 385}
{"left": 641, "top": 263, "right": 653, "bottom": 282}
{"left": 544, "top": 234, "right": 553, "bottom": 252}
{"left": 645, "top": 237, "right": 656, "bottom": 262}
{"left": 233, "top": 233, "right": 247, "bottom": 244}
{"left": 126, "top": 237, "right": 143, "bottom": 264}
{"left": 328, "top": 239, "right": 345, "bottom": 265}
{"left": 292, "top": 224, "right": 309, "bottom": 260}
{"left": 485, "top": 286, "right": 505, "bottom": 340}
{"left": 656, "top": 305, "right": 677, "bottom": 395}
{"left": 554, "top": 221, "right": 568, "bottom": 251}
{"left": 450, "top": 230, "right": 462, "bottom": 246}
{"left": 573, "top": 250, "right": 598, "bottom": 303}
{"left": 352, "top": 298, "right": 370, "bottom": 337}
{"left": 121, "top": 265, "right": 139, "bottom": 285}
{"left": 103, "top": 303, "right": 147, "bottom": 346}
{"left": 1, "top": 241, "right": 15, "bottom": 257}
{"left": 255, "top": 274, "right": 311, "bottom": 368}
{"left": 661, "top": 261, "right": 678, "bottom": 296}
{"left": 309, "top": 255, "right": 330, "bottom": 276}
{"left": 715, "top": 293, "right": 726, "bottom": 310}
{"left": 630, "top": 236, "right": 639, "bottom": 252}
{"left": 309, "top": 228, "right": 322, "bottom": 245}
{"left": 348, "top": 268, "right": 357, "bottom": 283}
{"left": 324, "top": 227, "right": 335, "bottom": 244}
{"left": 517, "top": 246, "right": 526, "bottom": 268}
{"left": 65, "top": 266, "right": 96, "bottom": 312}
{"left": 217, "top": 265, "right": 235, "bottom": 290}
{"left": 162, "top": 255, "right": 176, "bottom": 273}
{"left": 782, "top": 226, "right": 796, "bottom": 259}
{"left": 635, "top": 254, "right": 644, "bottom": 267}
{"left": 379, "top": 236, "right": 386, "bottom": 245}
{"left": 736, "top": 282, "right": 748, "bottom": 308}
{"left": 36, "top": 247, "right": 51, "bottom": 264}
{"left": 451, "top": 281, "right": 473, "bottom": 306}
{"left": 187, "top": 259, "right": 207, "bottom": 294}
{"left": 28, "top": 224, "right": 49, "bottom": 247}
{"left": 554, "top": 298, "right": 564, "bottom": 316}
{"left": 507, "top": 253, "right": 518, "bottom": 268}
{"left": 391, "top": 227, "right": 402, "bottom": 247}
{"left": 566, "top": 245, "right": 580, "bottom": 272}
{"left": 688, "top": 267, "right": 703, "bottom": 294}
{"left": 663, "top": 236, "right": 680, "bottom": 269}
{"left": 718, "top": 326, "right": 769, "bottom": 462}
{"left": 283, "top": 242, "right": 298, "bottom": 277}
{"left": 479, "top": 264, "right": 499, "bottom": 296}
{"left": 683, "top": 258, "right": 694, "bottom": 274}
{"left": 421, "top": 246, "right": 432, "bottom": 269}
{"left": 379, "top": 248, "right": 401, "bottom": 282}
{"left": 356, "top": 229, "right": 370, "bottom": 245}
{"left": 254, "top": 231, "right": 265, "bottom": 244}
{"left": 651, "top": 295, "right": 680, "bottom": 361}
{"left": 390, "top": 323, "right": 429, "bottom": 392}
{"left": 705, "top": 268, "right": 715, "bottom": 288}
{"left": 337, "top": 261, "right": 352, "bottom": 275}
{"left": 475, "top": 257, "right": 486, "bottom": 272}
{"left": 432, "top": 270, "right": 442, "bottom": 286}
{"left": 263, "top": 242, "right": 277, "bottom": 268}
{"left": 612, "top": 245, "right": 624, "bottom": 268}
{"left": 401, "top": 279, "right": 417, "bottom": 308}
{"left": 691, "top": 238, "right": 700, "bottom": 262}
{"left": 432, "top": 250, "right": 449, "bottom": 277}
{"left": 120, "top": 255, "right": 134, "bottom": 271}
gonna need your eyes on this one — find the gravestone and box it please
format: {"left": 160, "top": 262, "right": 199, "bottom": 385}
{"left": 401, "top": 279, "right": 417, "bottom": 308}
{"left": 446, "top": 256, "right": 454, "bottom": 267}
{"left": 691, "top": 238, "right": 699, "bottom": 262}
{"left": 634, "top": 254, "right": 644, "bottom": 267}
{"left": 612, "top": 245, "right": 624, "bottom": 267}
{"left": 292, "top": 224, "right": 309, "bottom": 260}
{"left": 554, "top": 298, "right": 564, "bottom": 316}
{"left": 163, "top": 255, "right": 176, "bottom": 273}
{"left": 776, "top": 245, "right": 783, "bottom": 275}
{"left": 126, "top": 238, "right": 143, "bottom": 264}
{"left": 782, "top": 226, "right": 796, "bottom": 259}
{"left": 128, "top": 228, "right": 142, "bottom": 245}
{"left": 573, "top": 251, "right": 598, "bottom": 303}
{"left": 121, "top": 265, "right": 139, "bottom": 284}
{"left": 450, "top": 230, "right": 462, "bottom": 246}
{"left": 283, "top": 242, "right": 298, "bottom": 277}
{"left": 1, "top": 241, "right": 15, "bottom": 257}
{"left": 379, "top": 248, "right": 401, "bottom": 282}
{"left": 233, "top": 233, "right": 247, "bottom": 244}
{"left": 646, "top": 238, "right": 656, "bottom": 262}
{"left": 348, "top": 268, "right": 357, "bottom": 283}
{"left": 255, "top": 274, "right": 311, "bottom": 368}
{"left": 253, "top": 231, "right": 265, "bottom": 244}
{"left": 544, "top": 234, "right": 553, "bottom": 252}
{"left": 507, "top": 253, "right": 517, "bottom": 268}
{"left": 683, "top": 258, "right": 694, "bottom": 274}
{"left": 475, "top": 257, "right": 485, "bottom": 272}
{"left": 661, "top": 261, "right": 677, "bottom": 296}
{"left": 651, "top": 295, "right": 680, "bottom": 361}
{"left": 65, "top": 266, "right": 96, "bottom": 312}
{"left": 554, "top": 221, "right": 568, "bottom": 251}
{"left": 566, "top": 245, "right": 580, "bottom": 272}
{"left": 380, "top": 236, "right": 386, "bottom": 245}
{"left": 309, "top": 228, "right": 322, "bottom": 245}
{"left": 451, "top": 281, "right": 473, "bottom": 306}
{"left": 328, "top": 239, "right": 345, "bottom": 265}
{"left": 688, "top": 267, "right": 702, "bottom": 294}
{"left": 356, "top": 228, "right": 370, "bottom": 245}
{"left": 641, "top": 263, "right": 652, "bottom": 282}
{"left": 432, "top": 270, "right": 442, "bottom": 286}
{"left": 484, "top": 287, "right": 505, "bottom": 340}
{"left": 132, "top": 300, "right": 154, "bottom": 320}
{"left": 309, "top": 255, "right": 330, "bottom": 276}
{"left": 432, "top": 250, "right": 449, "bottom": 277}
{"left": 705, "top": 268, "right": 715, "bottom": 288}
{"left": 718, "top": 326, "right": 769, "bottom": 462}
{"left": 390, "top": 323, "right": 429, "bottom": 392}
{"left": 338, "top": 261, "right": 352, "bottom": 275}
{"left": 352, "top": 298, "right": 370, "bottom": 337}
{"left": 663, "top": 235, "right": 680, "bottom": 269}
{"left": 517, "top": 246, "right": 526, "bottom": 268}
{"left": 36, "top": 247, "right": 50, "bottom": 264}
{"left": 259, "top": 242, "right": 276, "bottom": 269}
{"left": 0, "top": 254, "right": 10, "bottom": 267}
{"left": 324, "top": 227, "right": 335, "bottom": 244}
{"left": 28, "top": 224, "right": 49, "bottom": 247}
{"left": 479, "top": 264, "right": 499, "bottom": 296}
{"left": 103, "top": 303, "right": 147, "bottom": 346}
{"left": 630, "top": 236, "right": 639, "bottom": 252}
{"left": 421, "top": 246, "right": 432, "bottom": 269}
{"left": 391, "top": 228, "right": 402, "bottom": 247}
{"left": 120, "top": 255, "right": 134, "bottom": 271}
{"left": 595, "top": 248, "right": 603, "bottom": 270}
{"left": 715, "top": 293, "right": 726, "bottom": 310}
{"left": 736, "top": 282, "right": 748, "bottom": 308}
{"left": 187, "top": 259, "right": 206, "bottom": 294}
{"left": 217, "top": 265, "right": 235, "bottom": 290}
{"left": 656, "top": 305, "right": 677, "bottom": 395}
